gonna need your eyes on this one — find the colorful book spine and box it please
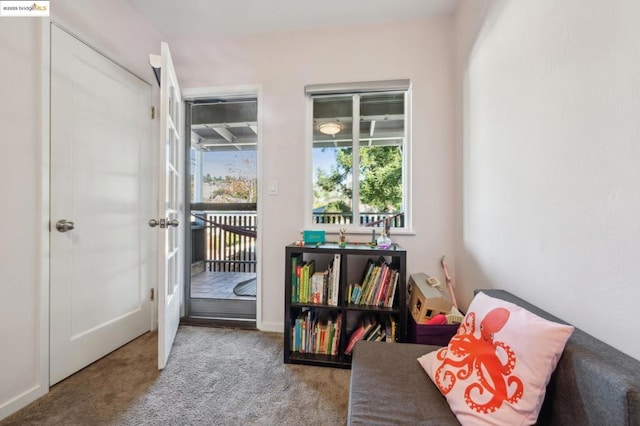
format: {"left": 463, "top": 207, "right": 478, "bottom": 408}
{"left": 296, "top": 261, "right": 305, "bottom": 303}
{"left": 331, "top": 254, "right": 340, "bottom": 306}
{"left": 291, "top": 311, "right": 342, "bottom": 355}
{"left": 386, "top": 271, "right": 399, "bottom": 308}
{"left": 310, "top": 272, "right": 324, "bottom": 304}
{"left": 332, "top": 314, "right": 342, "bottom": 355}
{"left": 344, "top": 314, "right": 377, "bottom": 355}
{"left": 354, "top": 257, "right": 399, "bottom": 307}
{"left": 291, "top": 255, "right": 302, "bottom": 303}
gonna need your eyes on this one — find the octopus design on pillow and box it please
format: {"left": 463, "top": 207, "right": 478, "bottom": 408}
{"left": 434, "top": 308, "right": 524, "bottom": 413}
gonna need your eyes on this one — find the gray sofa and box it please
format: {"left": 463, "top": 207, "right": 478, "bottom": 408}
{"left": 348, "top": 289, "right": 640, "bottom": 425}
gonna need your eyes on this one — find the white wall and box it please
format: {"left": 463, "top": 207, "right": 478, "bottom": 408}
{"left": 0, "top": 19, "right": 45, "bottom": 417}
{"left": 0, "top": 1, "right": 161, "bottom": 419}
{"left": 453, "top": 0, "right": 493, "bottom": 310}
{"left": 168, "top": 17, "right": 457, "bottom": 331}
{"left": 456, "top": 0, "right": 640, "bottom": 361}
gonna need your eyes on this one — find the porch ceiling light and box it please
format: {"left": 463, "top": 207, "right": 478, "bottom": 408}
{"left": 319, "top": 122, "right": 342, "bottom": 136}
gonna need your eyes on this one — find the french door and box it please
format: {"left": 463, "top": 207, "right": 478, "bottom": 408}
{"left": 154, "top": 42, "right": 185, "bottom": 369}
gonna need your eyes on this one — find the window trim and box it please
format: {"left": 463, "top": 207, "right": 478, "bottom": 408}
{"left": 304, "top": 80, "right": 412, "bottom": 235}
{"left": 305, "top": 79, "right": 411, "bottom": 96}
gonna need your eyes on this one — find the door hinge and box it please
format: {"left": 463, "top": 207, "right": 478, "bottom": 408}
{"left": 150, "top": 288, "right": 155, "bottom": 301}
{"left": 151, "top": 106, "right": 155, "bottom": 119}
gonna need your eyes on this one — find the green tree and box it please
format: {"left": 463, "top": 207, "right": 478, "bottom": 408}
{"left": 316, "top": 146, "right": 402, "bottom": 212}
{"left": 325, "top": 200, "right": 351, "bottom": 213}
{"left": 316, "top": 148, "right": 353, "bottom": 212}
{"left": 359, "top": 146, "right": 403, "bottom": 211}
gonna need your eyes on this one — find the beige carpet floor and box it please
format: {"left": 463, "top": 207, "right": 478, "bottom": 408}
{"left": 1, "top": 326, "right": 350, "bottom": 425}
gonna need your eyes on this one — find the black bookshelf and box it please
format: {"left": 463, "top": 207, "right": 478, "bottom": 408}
{"left": 283, "top": 242, "right": 407, "bottom": 368}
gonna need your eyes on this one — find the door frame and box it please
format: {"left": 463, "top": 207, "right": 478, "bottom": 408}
{"left": 182, "top": 85, "right": 264, "bottom": 330}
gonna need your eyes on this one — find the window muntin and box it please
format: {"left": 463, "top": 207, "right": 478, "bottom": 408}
{"left": 309, "top": 84, "right": 408, "bottom": 231}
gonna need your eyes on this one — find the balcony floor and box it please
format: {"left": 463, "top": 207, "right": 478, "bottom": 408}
{"left": 190, "top": 270, "right": 256, "bottom": 301}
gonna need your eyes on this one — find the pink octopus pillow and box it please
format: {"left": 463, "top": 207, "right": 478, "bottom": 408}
{"left": 418, "top": 292, "right": 574, "bottom": 426}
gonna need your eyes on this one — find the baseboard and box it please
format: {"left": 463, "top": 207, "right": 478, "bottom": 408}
{"left": 0, "top": 383, "right": 48, "bottom": 421}
{"left": 181, "top": 317, "right": 256, "bottom": 330}
{"left": 257, "top": 321, "right": 283, "bottom": 333}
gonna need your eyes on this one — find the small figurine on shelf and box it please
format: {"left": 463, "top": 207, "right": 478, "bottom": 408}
{"left": 338, "top": 228, "right": 347, "bottom": 248}
{"left": 376, "top": 218, "right": 392, "bottom": 249}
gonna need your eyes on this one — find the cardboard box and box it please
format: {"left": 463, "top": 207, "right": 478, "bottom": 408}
{"left": 407, "top": 272, "right": 453, "bottom": 324}
{"left": 408, "top": 316, "right": 459, "bottom": 346}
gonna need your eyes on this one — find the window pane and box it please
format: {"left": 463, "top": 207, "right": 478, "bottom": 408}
{"left": 310, "top": 89, "right": 407, "bottom": 229}
{"left": 201, "top": 150, "right": 257, "bottom": 203}
{"left": 358, "top": 93, "right": 405, "bottom": 226}
{"left": 313, "top": 95, "right": 353, "bottom": 225}
{"left": 190, "top": 99, "right": 258, "bottom": 204}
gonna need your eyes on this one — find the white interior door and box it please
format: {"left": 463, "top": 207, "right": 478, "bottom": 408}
{"left": 155, "top": 42, "right": 184, "bottom": 369}
{"left": 50, "top": 25, "right": 153, "bottom": 385}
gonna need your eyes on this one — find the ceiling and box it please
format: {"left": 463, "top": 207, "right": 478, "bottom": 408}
{"left": 123, "top": 0, "right": 459, "bottom": 39}
{"left": 190, "top": 99, "right": 258, "bottom": 152}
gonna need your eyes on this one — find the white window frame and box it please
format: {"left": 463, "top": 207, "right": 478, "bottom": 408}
{"left": 304, "top": 79, "right": 412, "bottom": 235}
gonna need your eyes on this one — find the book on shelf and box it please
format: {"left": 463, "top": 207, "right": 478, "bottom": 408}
{"left": 344, "top": 314, "right": 377, "bottom": 355}
{"left": 387, "top": 272, "right": 399, "bottom": 308}
{"left": 365, "top": 323, "right": 382, "bottom": 341}
{"left": 358, "top": 259, "right": 375, "bottom": 303}
{"left": 295, "top": 259, "right": 315, "bottom": 304}
{"left": 344, "top": 326, "right": 366, "bottom": 356}
{"left": 303, "top": 260, "right": 315, "bottom": 303}
{"left": 343, "top": 314, "right": 398, "bottom": 353}
{"left": 291, "top": 255, "right": 340, "bottom": 306}
{"left": 373, "top": 266, "right": 391, "bottom": 306}
{"left": 322, "top": 270, "right": 329, "bottom": 305}
{"left": 351, "top": 256, "right": 399, "bottom": 308}
{"left": 310, "top": 271, "right": 325, "bottom": 304}
{"left": 331, "top": 313, "right": 342, "bottom": 355}
{"left": 385, "top": 316, "right": 397, "bottom": 343}
{"left": 365, "top": 265, "right": 382, "bottom": 305}
{"left": 291, "top": 254, "right": 303, "bottom": 303}
{"left": 294, "top": 260, "right": 306, "bottom": 303}
{"left": 330, "top": 253, "right": 340, "bottom": 306}
{"left": 291, "top": 310, "right": 342, "bottom": 355}
{"left": 348, "top": 283, "right": 363, "bottom": 304}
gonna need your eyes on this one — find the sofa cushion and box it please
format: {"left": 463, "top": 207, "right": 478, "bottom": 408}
{"left": 418, "top": 292, "right": 574, "bottom": 425}
{"left": 348, "top": 341, "right": 458, "bottom": 425}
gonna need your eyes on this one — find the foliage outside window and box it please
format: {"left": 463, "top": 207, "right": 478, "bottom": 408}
{"left": 191, "top": 152, "right": 257, "bottom": 203}
{"left": 308, "top": 82, "right": 409, "bottom": 230}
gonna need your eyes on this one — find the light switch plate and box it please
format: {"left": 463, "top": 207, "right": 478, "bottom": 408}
{"left": 268, "top": 179, "right": 278, "bottom": 195}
